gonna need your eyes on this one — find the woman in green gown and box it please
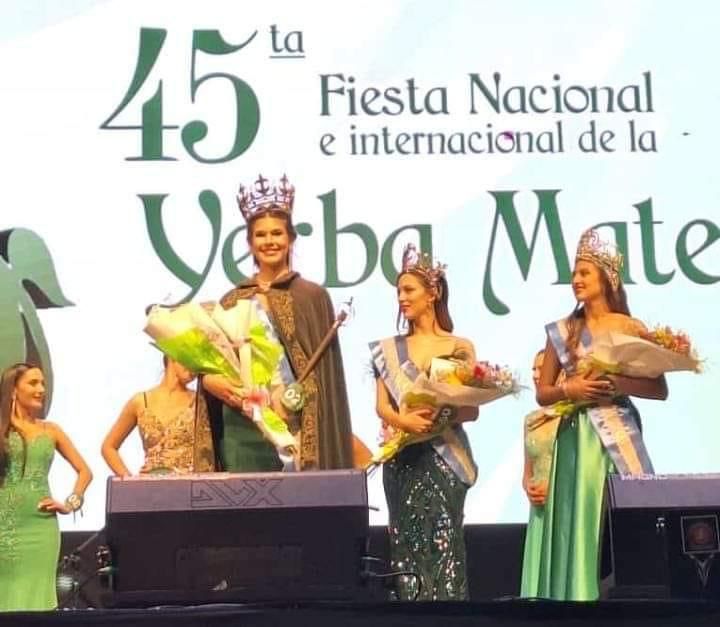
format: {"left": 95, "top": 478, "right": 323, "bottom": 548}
{"left": 371, "top": 245, "right": 478, "bottom": 600}
{"left": 0, "top": 363, "right": 92, "bottom": 611}
{"left": 203, "top": 174, "right": 353, "bottom": 472}
{"left": 519, "top": 349, "right": 560, "bottom": 597}
{"left": 534, "top": 229, "right": 668, "bottom": 601}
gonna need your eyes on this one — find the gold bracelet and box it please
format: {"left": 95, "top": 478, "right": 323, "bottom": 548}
{"left": 65, "top": 493, "right": 84, "bottom": 512}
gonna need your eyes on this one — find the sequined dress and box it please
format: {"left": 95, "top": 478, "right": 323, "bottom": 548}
{"left": 384, "top": 441, "right": 470, "bottom": 600}
{"left": 0, "top": 431, "right": 59, "bottom": 611}
{"left": 137, "top": 393, "right": 214, "bottom": 474}
{"left": 371, "top": 335, "right": 476, "bottom": 601}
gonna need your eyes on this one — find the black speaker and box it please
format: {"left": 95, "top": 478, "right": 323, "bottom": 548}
{"left": 104, "top": 470, "right": 370, "bottom": 606}
{"left": 603, "top": 473, "right": 720, "bottom": 600}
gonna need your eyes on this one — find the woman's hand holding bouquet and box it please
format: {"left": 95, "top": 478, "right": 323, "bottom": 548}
{"left": 369, "top": 357, "right": 519, "bottom": 466}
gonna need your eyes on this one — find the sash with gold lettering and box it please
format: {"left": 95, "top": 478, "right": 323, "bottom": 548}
{"left": 546, "top": 319, "right": 653, "bottom": 476}
{"left": 369, "top": 335, "right": 478, "bottom": 486}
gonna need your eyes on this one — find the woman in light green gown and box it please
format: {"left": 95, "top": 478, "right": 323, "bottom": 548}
{"left": 533, "top": 229, "right": 668, "bottom": 601}
{"left": 519, "top": 349, "right": 560, "bottom": 597}
{"left": 0, "top": 363, "right": 92, "bottom": 611}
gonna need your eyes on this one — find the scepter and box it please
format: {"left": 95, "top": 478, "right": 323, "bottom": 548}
{"left": 280, "top": 297, "right": 353, "bottom": 412}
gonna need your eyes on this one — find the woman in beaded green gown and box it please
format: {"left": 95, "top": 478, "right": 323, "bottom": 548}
{"left": 534, "top": 229, "right": 668, "bottom": 601}
{"left": 0, "top": 363, "right": 92, "bottom": 612}
{"left": 519, "top": 349, "right": 560, "bottom": 597}
{"left": 371, "top": 245, "right": 478, "bottom": 601}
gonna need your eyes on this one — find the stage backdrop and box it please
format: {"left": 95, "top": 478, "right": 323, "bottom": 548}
{"left": 0, "top": 0, "right": 718, "bottom": 531}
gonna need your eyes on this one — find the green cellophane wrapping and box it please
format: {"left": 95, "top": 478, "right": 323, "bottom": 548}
{"left": 155, "top": 328, "right": 241, "bottom": 382}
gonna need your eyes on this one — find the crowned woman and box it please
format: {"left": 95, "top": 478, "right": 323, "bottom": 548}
{"left": 534, "top": 228, "right": 668, "bottom": 601}
{"left": 370, "top": 245, "right": 479, "bottom": 601}
{"left": 202, "top": 174, "right": 353, "bottom": 472}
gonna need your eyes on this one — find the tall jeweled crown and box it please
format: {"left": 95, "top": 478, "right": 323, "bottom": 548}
{"left": 237, "top": 174, "right": 295, "bottom": 222}
{"left": 575, "top": 228, "right": 624, "bottom": 290}
{"left": 401, "top": 243, "right": 447, "bottom": 289}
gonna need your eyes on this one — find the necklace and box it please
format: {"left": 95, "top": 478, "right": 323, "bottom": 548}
{"left": 256, "top": 270, "right": 290, "bottom": 293}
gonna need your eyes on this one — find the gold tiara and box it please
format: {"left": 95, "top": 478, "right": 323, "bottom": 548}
{"left": 576, "top": 228, "right": 623, "bottom": 290}
{"left": 401, "top": 243, "right": 446, "bottom": 289}
{"left": 237, "top": 174, "right": 294, "bottom": 222}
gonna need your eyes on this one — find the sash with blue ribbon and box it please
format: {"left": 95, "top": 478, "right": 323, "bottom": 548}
{"left": 369, "top": 335, "right": 478, "bottom": 486}
{"left": 546, "top": 319, "right": 653, "bottom": 476}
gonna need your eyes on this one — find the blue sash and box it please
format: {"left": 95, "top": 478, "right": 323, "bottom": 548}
{"left": 369, "top": 336, "right": 477, "bottom": 486}
{"left": 546, "top": 319, "right": 653, "bottom": 476}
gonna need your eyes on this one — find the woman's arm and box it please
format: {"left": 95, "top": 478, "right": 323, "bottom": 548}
{"left": 101, "top": 395, "right": 140, "bottom": 477}
{"left": 202, "top": 374, "right": 247, "bottom": 410}
{"left": 375, "top": 378, "right": 433, "bottom": 435}
{"left": 607, "top": 373, "right": 668, "bottom": 400}
{"left": 52, "top": 424, "right": 93, "bottom": 496}
{"left": 536, "top": 339, "right": 566, "bottom": 406}
{"left": 455, "top": 406, "right": 479, "bottom": 423}
{"left": 37, "top": 422, "right": 92, "bottom": 514}
{"left": 537, "top": 338, "right": 614, "bottom": 405}
{"left": 38, "top": 423, "right": 94, "bottom": 513}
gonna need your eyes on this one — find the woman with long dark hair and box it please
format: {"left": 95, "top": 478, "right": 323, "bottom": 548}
{"left": 370, "top": 244, "right": 478, "bottom": 600}
{"left": 202, "top": 174, "right": 353, "bottom": 472}
{"left": 0, "top": 363, "right": 92, "bottom": 611}
{"left": 101, "top": 356, "right": 214, "bottom": 476}
{"left": 534, "top": 229, "right": 668, "bottom": 601}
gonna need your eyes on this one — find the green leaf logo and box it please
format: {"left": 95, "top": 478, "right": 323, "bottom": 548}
{"left": 0, "top": 228, "right": 73, "bottom": 409}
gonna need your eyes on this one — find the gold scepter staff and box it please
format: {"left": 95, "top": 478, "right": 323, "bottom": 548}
{"left": 280, "top": 297, "right": 354, "bottom": 411}
{"left": 279, "top": 298, "right": 372, "bottom": 468}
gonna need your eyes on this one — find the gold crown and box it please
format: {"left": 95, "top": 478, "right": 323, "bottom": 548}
{"left": 237, "top": 174, "right": 295, "bottom": 222}
{"left": 575, "top": 228, "right": 623, "bottom": 290}
{"left": 401, "top": 243, "right": 446, "bottom": 289}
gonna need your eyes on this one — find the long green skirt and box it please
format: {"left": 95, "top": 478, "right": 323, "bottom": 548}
{"left": 383, "top": 442, "right": 469, "bottom": 601}
{"left": 520, "top": 504, "right": 546, "bottom": 597}
{"left": 219, "top": 406, "right": 282, "bottom": 472}
{"left": 535, "top": 411, "right": 613, "bottom": 601}
{"left": 0, "top": 434, "right": 59, "bottom": 611}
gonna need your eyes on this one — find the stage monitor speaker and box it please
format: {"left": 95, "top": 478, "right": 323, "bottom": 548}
{"left": 603, "top": 473, "right": 720, "bottom": 600}
{"left": 104, "top": 470, "right": 370, "bottom": 607}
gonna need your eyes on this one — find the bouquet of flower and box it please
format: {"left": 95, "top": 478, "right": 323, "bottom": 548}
{"left": 144, "top": 303, "right": 242, "bottom": 382}
{"left": 585, "top": 326, "right": 702, "bottom": 379}
{"left": 369, "top": 358, "right": 520, "bottom": 466}
{"left": 145, "top": 301, "right": 298, "bottom": 467}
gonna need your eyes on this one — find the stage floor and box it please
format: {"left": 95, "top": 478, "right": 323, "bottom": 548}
{"left": 2, "top": 599, "right": 720, "bottom": 627}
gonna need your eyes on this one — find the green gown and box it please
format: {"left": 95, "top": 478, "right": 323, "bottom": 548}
{"left": 0, "top": 431, "right": 59, "bottom": 611}
{"left": 207, "top": 274, "right": 354, "bottom": 473}
{"left": 519, "top": 411, "right": 559, "bottom": 597}
{"left": 370, "top": 335, "right": 477, "bottom": 601}
{"left": 535, "top": 412, "right": 614, "bottom": 600}
{"left": 535, "top": 319, "right": 652, "bottom": 601}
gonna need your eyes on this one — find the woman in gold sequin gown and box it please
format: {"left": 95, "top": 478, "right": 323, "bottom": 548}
{"left": 0, "top": 363, "right": 92, "bottom": 611}
{"left": 372, "top": 248, "right": 478, "bottom": 601}
{"left": 102, "top": 357, "right": 214, "bottom": 475}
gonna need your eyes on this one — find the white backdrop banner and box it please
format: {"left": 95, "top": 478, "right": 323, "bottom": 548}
{"left": 0, "top": 0, "right": 718, "bottom": 530}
